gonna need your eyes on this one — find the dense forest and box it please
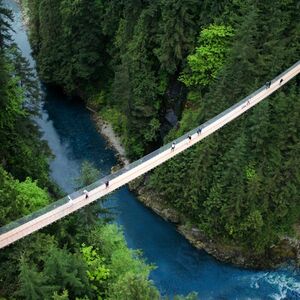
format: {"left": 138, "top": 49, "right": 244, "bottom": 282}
{"left": 22, "top": 0, "right": 300, "bottom": 264}
{"left": 0, "top": 1, "right": 200, "bottom": 299}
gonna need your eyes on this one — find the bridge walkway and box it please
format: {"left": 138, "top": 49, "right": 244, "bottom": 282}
{"left": 0, "top": 61, "right": 299, "bottom": 249}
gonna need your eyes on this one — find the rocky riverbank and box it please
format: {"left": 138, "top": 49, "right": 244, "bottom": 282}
{"left": 92, "top": 110, "right": 300, "bottom": 269}
{"left": 128, "top": 176, "right": 300, "bottom": 269}
{"left": 88, "top": 107, "right": 129, "bottom": 166}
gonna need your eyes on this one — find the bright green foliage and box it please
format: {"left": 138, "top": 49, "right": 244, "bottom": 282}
{"left": 100, "top": 106, "right": 127, "bottom": 137}
{"left": 14, "top": 177, "right": 50, "bottom": 214}
{"left": 89, "top": 224, "right": 154, "bottom": 279}
{"left": 107, "top": 273, "right": 160, "bottom": 300}
{"left": 88, "top": 90, "right": 106, "bottom": 110}
{"left": 52, "top": 290, "right": 69, "bottom": 300}
{"left": 86, "top": 224, "right": 159, "bottom": 299}
{"left": 0, "top": 167, "right": 49, "bottom": 226}
{"left": 180, "top": 24, "right": 234, "bottom": 87}
{"left": 81, "top": 244, "right": 110, "bottom": 295}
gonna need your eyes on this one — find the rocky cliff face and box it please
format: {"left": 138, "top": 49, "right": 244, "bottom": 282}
{"left": 159, "top": 79, "right": 186, "bottom": 140}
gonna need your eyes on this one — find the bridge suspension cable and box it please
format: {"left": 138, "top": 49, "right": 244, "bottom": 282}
{"left": 0, "top": 61, "right": 299, "bottom": 249}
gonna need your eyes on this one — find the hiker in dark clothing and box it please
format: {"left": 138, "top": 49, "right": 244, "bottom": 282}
{"left": 265, "top": 81, "right": 271, "bottom": 88}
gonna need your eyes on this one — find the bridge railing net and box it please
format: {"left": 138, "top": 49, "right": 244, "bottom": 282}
{"left": 0, "top": 61, "right": 299, "bottom": 237}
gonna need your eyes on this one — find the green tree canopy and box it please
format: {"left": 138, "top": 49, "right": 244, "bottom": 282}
{"left": 180, "top": 24, "right": 234, "bottom": 87}
{"left": 0, "top": 167, "right": 49, "bottom": 226}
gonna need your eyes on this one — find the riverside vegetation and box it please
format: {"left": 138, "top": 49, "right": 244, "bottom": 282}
{"left": 0, "top": 1, "right": 199, "bottom": 299}
{"left": 21, "top": 0, "right": 300, "bottom": 267}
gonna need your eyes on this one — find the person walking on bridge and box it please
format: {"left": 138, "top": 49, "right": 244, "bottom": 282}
{"left": 83, "top": 190, "right": 89, "bottom": 199}
{"left": 105, "top": 181, "right": 109, "bottom": 188}
{"left": 265, "top": 81, "right": 271, "bottom": 88}
{"left": 171, "top": 142, "right": 176, "bottom": 152}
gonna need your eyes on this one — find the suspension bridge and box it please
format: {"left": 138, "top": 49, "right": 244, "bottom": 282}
{"left": 0, "top": 61, "right": 299, "bottom": 249}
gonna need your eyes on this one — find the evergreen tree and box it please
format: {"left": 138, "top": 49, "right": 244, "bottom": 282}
{"left": 155, "top": 0, "right": 200, "bottom": 74}
{"left": 0, "top": 0, "right": 13, "bottom": 50}
{"left": 42, "top": 247, "right": 90, "bottom": 298}
{"left": 18, "top": 257, "right": 51, "bottom": 300}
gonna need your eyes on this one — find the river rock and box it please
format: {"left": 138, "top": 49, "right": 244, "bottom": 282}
{"left": 161, "top": 208, "right": 180, "bottom": 224}
{"left": 111, "top": 164, "right": 122, "bottom": 173}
